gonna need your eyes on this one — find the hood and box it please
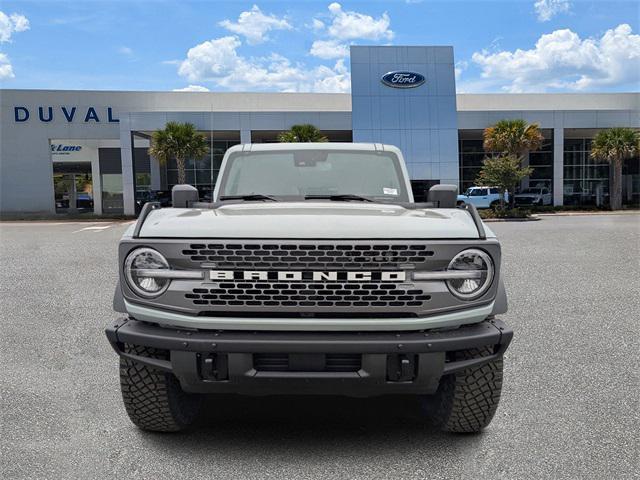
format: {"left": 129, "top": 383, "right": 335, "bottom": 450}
{"left": 515, "top": 193, "right": 540, "bottom": 198}
{"left": 137, "top": 202, "right": 485, "bottom": 239}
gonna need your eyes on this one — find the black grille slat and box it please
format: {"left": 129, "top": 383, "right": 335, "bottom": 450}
{"left": 182, "top": 243, "right": 434, "bottom": 270}
{"left": 186, "top": 282, "right": 431, "bottom": 308}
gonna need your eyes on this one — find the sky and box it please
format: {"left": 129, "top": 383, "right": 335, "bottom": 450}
{"left": 0, "top": 0, "right": 638, "bottom": 93}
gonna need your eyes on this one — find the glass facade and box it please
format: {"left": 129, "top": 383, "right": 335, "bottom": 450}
{"left": 52, "top": 163, "right": 94, "bottom": 214}
{"left": 528, "top": 136, "right": 553, "bottom": 191}
{"left": 458, "top": 134, "right": 489, "bottom": 193}
{"left": 563, "top": 138, "right": 610, "bottom": 206}
{"left": 459, "top": 131, "right": 553, "bottom": 195}
{"left": 564, "top": 137, "right": 640, "bottom": 207}
{"left": 165, "top": 139, "right": 240, "bottom": 200}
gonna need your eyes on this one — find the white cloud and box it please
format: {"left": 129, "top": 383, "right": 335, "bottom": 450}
{"left": 0, "top": 11, "right": 29, "bottom": 43}
{"left": 534, "top": 0, "right": 571, "bottom": 22}
{"left": 310, "top": 39, "right": 349, "bottom": 60}
{"left": 177, "top": 35, "right": 350, "bottom": 93}
{"left": 308, "top": 3, "right": 393, "bottom": 59}
{"left": 0, "top": 52, "right": 14, "bottom": 79}
{"left": 311, "top": 59, "right": 350, "bottom": 93}
{"left": 178, "top": 36, "right": 243, "bottom": 82}
{"left": 118, "top": 46, "right": 133, "bottom": 56}
{"left": 471, "top": 24, "right": 640, "bottom": 92}
{"left": 173, "top": 85, "right": 210, "bottom": 92}
{"left": 219, "top": 5, "right": 291, "bottom": 45}
{"left": 324, "top": 3, "right": 393, "bottom": 41}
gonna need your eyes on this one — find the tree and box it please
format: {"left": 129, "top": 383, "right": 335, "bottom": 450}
{"left": 476, "top": 156, "right": 533, "bottom": 209}
{"left": 483, "top": 119, "right": 544, "bottom": 207}
{"left": 483, "top": 119, "right": 544, "bottom": 158}
{"left": 278, "top": 124, "right": 328, "bottom": 143}
{"left": 590, "top": 128, "right": 640, "bottom": 210}
{"left": 148, "top": 122, "right": 209, "bottom": 185}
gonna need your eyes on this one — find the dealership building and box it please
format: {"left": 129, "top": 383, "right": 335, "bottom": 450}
{"left": 1, "top": 45, "right": 638, "bottom": 216}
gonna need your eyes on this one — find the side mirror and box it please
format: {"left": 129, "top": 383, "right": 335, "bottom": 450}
{"left": 172, "top": 184, "right": 199, "bottom": 208}
{"left": 428, "top": 184, "right": 458, "bottom": 208}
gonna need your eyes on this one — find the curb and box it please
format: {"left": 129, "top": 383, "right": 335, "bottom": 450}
{"left": 535, "top": 211, "right": 639, "bottom": 217}
{"left": 482, "top": 217, "right": 541, "bottom": 222}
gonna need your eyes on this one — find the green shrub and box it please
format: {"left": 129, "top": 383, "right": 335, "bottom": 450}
{"left": 479, "top": 207, "right": 531, "bottom": 219}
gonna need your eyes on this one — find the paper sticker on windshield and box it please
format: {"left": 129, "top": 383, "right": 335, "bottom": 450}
{"left": 383, "top": 187, "right": 398, "bottom": 196}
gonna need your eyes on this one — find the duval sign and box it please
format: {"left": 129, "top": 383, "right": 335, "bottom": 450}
{"left": 14, "top": 106, "right": 119, "bottom": 123}
{"left": 381, "top": 71, "right": 426, "bottom": 88}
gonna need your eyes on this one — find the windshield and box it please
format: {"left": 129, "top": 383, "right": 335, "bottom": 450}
{"left": 465, "top": 188, "right": 487, "bottom": 196}
{"left": 217, "top": 149, "right": 409, "bottom": 202}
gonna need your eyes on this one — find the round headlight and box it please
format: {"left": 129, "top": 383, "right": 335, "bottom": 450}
{"left": 124, "top": 247, "right": 170, "bottom": 298}
{"left": 446, "top": 249, "right": 494, "bottom": 300}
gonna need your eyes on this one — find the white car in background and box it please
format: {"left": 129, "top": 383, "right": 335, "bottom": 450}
{"left": 514, "top": 187, "right": 552, "bottom": 206}
{"left": 457, "top": 186, "right": 507, "bottom": 209}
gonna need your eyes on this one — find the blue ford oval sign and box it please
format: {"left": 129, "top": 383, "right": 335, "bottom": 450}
{"left": 381, "top": 71, "right": 426, "bottom": 88}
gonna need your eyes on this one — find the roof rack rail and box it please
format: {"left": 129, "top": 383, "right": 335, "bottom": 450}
{"left": 132, "top": 202, "right": 161, "bottom": 238}
{"left": 458, "top": 202, "right": 486, "bottom": 240}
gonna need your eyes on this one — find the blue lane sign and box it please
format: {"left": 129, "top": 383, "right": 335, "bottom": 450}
{"left": 381, "top": 71, "right": 426, "bottom": 89}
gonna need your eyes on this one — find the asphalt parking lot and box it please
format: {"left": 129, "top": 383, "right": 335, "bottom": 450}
{"left": 1, "top": 214, "right": 638, "bottom": 479}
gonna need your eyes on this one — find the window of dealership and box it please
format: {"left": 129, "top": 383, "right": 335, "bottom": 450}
{"left": 122, "top": 126, "right": 640, "bottom": 213}
{"left": 46, "top": 125, "right": 640, "bottom": 217}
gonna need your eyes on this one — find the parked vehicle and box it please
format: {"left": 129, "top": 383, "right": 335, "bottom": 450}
{"left": 457, "top": 186, "right": 507, "bottom": 209}
{"left": 135, "top": 190, "right": 172, "bottom": 211}
{"left": 514, "top": 187, "right": 552, "bottom": 206}
{"left": 106, "top": 143, "right": 512, "bottom": 434}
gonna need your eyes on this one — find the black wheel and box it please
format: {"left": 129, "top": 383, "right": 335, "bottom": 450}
{"left": 490, "top": 201, "right": 500, "bottom": 210}
{"left": 424, "top": 347, "right": 503, "bottom": 433}
{"left": 119, "top": 345, "right": 202, "bottom": 432}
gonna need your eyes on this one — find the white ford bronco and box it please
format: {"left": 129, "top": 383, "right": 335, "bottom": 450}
{"left": 106, "top": 143, "right": 512, "bottom": 433}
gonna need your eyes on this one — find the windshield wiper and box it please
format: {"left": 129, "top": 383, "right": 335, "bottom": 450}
{"left": 304, "top": 194, "right": 373, "bottom": 202}
{"left": 219, "top": 194, "right": 278, "bottom": 202}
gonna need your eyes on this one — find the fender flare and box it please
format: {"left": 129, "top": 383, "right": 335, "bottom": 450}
{"left": 491, "top": 277, "right": 508, "bottom": 315}
{"left": 113, "top": 281, "right": 126, "bottom": 313}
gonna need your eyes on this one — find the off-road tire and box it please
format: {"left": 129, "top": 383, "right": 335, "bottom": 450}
{"left": 490, "top": 200, "right": 500, "bottom": 210}
{"left": 120, "top": 345, "right": 202, "bottom": 432}
{"left": 427, "top": 347, "right": 503, "bottom": 433}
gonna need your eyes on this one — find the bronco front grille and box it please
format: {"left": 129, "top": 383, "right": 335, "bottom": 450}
{"left": 186, "top": 282, "right": 430, "bottom": 308}
{"left": 182, "top": 243, "right": 434, "bottom": 270}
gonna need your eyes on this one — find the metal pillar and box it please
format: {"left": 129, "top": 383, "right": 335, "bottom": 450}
{"left": 119, "top": 116, "right": 136, "bottom": 215}
{"left": 553, "top": 127, "right": 564, "bottom": 206}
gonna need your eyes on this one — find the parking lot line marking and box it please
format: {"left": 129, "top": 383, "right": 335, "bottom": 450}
{"left": 72, "top": 224, "right": 112, "bottom": 233}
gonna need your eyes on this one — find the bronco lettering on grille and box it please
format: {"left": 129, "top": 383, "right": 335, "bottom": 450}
{"left": 209, "top": 270, "right": 406, "bottom": 282}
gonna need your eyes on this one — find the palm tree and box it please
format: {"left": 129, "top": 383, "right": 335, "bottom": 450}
{"left": 590, "top": 127, "right": 640, "bottom": 210}
{"left": 483, "top": 119, "right": 544, "bottom": 207}
{"left": 483, "top": 119, "right": 544, "bottom": 159}
{"left": 148, "top": 122, "right": 209, "bottom": 185}
{"left": 278, "top": 124, "right": 328, "bottom": 143}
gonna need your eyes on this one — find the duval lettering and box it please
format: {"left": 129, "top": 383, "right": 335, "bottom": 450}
{"left": 14, "top": 106, "right": 120, "bottom": 123}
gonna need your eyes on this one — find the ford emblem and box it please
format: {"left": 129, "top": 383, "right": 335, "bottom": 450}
{"left": 381, "top": 71, "right": 426, "bottom": 89}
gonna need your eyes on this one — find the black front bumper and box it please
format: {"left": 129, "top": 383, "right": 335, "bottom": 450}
{"left": 106, "top": 318, "right": 513, "bottom": 396}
